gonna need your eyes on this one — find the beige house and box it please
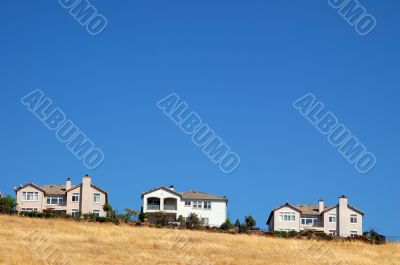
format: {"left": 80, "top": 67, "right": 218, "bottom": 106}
{"left": 15, "top": 175, "right": 108, "bottom": 217}
{"left": 267, "top": 195, "right": 364, "bottom": 237}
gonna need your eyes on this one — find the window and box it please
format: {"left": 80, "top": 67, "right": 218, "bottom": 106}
{"left": 329, "top": 230, "right": 337, "bottom": 236}
{"left": 201, "top": 218, "right": 209, "bottom": 225}
{"left": 21, "top": 208, "right": 38, "bottom": 212}
{"left": 192, "top": 201, "right": 202, "bottom": 209}
{"left": 72, "top": 193, "right": 80, "bottom": 202}
{"left": 350, "top": 231, "right": 358, "bottom": 238}
{"left": 46, "top": 196, "right": 63, "bottom": 205}
{"left": 329, "top": 214, "right": 336, "bottom": 223}
{"left": 93, "top": 210, "right": 100, "bottom": 217}
{"left": 279, "top": 212, "right": 296, "bottom": 222}
{"left": 93, "top": 193, "right": 101, "bottom": 203}
{"left": 204, "top": 201, "right": 211, "bottom": 209}
{"left": 350, "top": 214, "right": 358, "bottom": 224}
{"left": 22, "top": 192, "right": 39, "bottom": 201}
{"left": 301, "top": 217, "right": 318, "bottom": 226}
{"left": 71, "top": 209, "right": 80, "bottom": 218}
{"left": 184, "top": 201, "right": 191, "bottom": 207}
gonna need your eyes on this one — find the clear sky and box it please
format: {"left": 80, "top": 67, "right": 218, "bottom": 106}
{"left": 0, "top": 1, "right": 399, "bottom": 236}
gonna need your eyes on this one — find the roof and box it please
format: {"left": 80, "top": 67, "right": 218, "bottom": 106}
{"left": 141, "top": 186, "right": 228, "bottom": 202}
{"left": 15, "top": 181, "right": 108, "bottom": 201}
{"left": 294, "top": 204, "right": 336, "bottom": 216}
{"left": 179, "top": 190, "right": 228, "bottom": 202}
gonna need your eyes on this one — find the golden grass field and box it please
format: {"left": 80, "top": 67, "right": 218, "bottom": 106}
{"left": 0, "top": 215, "right": 398, "bottom": 265}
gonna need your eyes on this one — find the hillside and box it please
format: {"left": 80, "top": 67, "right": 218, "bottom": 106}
{"left": 0, "top": 215, "right": 398, "bottom": 265}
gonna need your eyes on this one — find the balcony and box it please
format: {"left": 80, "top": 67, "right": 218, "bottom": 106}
{"left": 164, "top": 204, "right": 177, "bottom": 211}
{"left": 147, "top": 204, "right": 160, "bottom": 210}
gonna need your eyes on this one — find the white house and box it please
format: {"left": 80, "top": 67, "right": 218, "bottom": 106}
{"left": 141, "top": 186, "right": 228, "bottom": 227}
{"left": 267, "top": 195, "right": 364, "bottom": 237}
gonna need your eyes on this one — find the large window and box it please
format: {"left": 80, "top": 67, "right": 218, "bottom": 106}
{"left": 329, "top": 214, "right": 336, "bottom": 223}
{"left": 350, "top": 214, "right": 358, "bottom": 224}
{"left": 46, "top": 196, "right": 64, "bottom": 205}
{"left": 193, "top": 201, "right": 202, "bottom": 209}
{"left": 72, "top": 193, "right": 80, "bottom": 202}
{"left": 279, "top": 212, "right": 296, "bottom": 222}
{"left": 93, "top": 193, "right": 101, "bottom": 203}
{"left": 301, "top": 217, "right": 318, "bottom": 226}
{"left": 22, "top": 192, "right": 39, "bottom": 201}
{"left": 204, "top": 201, "right": 211, "bottom": 209}
{"left": 184, "top": 201, "right": 191, "bottom": 207}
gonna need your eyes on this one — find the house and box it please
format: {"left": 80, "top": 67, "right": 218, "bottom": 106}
{"left": 15, "top": 175, "right": 108, "bottom": 217}
{"left": 141, "top": 186, "right": 228, "bottom": 227}
{"left": 266, "top": 195, "right": 364, "bottom": 237}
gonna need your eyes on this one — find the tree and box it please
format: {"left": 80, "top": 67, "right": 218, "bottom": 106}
{"left": 235, "top": 219, "right": 241, "bottom": 228}
{"left": 245, "top": 215, "right": 256, "bottom": 229}
{"left": 186, "top": 213, "right": 201, "bottom": 229}
{"left": 138, "top": 210, "right": 148, "bottom": 222}
{"left": 0, "top": 195, "right": 17, "bottom": 215}
{"left": 103, "top": 203, "right": 113, "bottom": 218}
{"left": 124, "top": 208, "right": 138, "bottom": 222}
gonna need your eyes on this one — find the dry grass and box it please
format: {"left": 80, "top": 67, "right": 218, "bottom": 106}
{"left": 0, "top": 215, "right": 398, "bottom": 265}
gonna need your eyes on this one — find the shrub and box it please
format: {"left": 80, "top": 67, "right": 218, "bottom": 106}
{"left": 0, "top": 195, "right": 17, "bottom": 215}
{"left": 288, "top": 230, "right": 300, "bottom": 238}
{"left": 273, "top": 231, "right": 288, "bottom": 237}
{"left": 220, "top": 218, "right": 235, "bottom": 231}
{"left": 245, "top": 215, "right": 256, "bottom": 229}
{"left": 239, "top": 224, "right": 249, "bottom": 234}
{"left": 186, "top": 213, "right": 201, "bottom": 229}
{"left": 96, "top": 217, "right": 115, "bottom": 223}
{"left": 154, "top": 212, "right": 169, "bottom": 226}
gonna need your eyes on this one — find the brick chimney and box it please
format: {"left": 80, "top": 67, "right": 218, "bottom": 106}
{"left": 66, "top": 178, "right": 72, "bottom": 190}
{"left": 318, "top": 199, "right": 324, "bottom": 213}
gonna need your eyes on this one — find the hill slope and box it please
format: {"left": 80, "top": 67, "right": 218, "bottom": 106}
{"left": 0, "top": 215, "right": 398, "bottom": 265}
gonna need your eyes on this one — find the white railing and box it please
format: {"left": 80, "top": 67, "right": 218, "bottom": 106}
{"left": 164, "top": 204, "right": 177, "bottom": 211}
{"left": 147, "top": 205, "right": 160, "bottom": 210}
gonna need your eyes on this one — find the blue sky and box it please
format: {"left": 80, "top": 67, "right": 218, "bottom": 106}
{"left": 0, "top": 1, "right": 399, "bottom": 235}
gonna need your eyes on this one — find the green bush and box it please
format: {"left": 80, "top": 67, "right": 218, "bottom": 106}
{"left": 0, "top": 195, "right": 17, "bottom": 215}
{"left": 186, "top": 213, "right": 202, "bottom": 229}
{"left": 220, "top": 218, "right": 235, "bottom": 231}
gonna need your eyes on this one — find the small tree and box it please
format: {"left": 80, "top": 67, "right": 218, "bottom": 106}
{"left": 186, "top": 213, "right": 201, "bottom": 229}
{"left": 103, "top": 203, "right": 113, "bottom": 218}
{"left": 124, "top": 208, "right": 138, "bottom": 222}
{"left": 154, "top": 211, "right": 169, "bottom": 226}
{"left": 0, "top": 195, "right": 17, "bottom": 215}
{"left": 245, "top": 215, "right": 256, "bottom": 229}
{"left": 235, "top": 219, "right": 241, "bottom": 228}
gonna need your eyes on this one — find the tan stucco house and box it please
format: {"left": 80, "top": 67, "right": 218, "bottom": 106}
{"left": 267, "top": 195, "right": 364, "bottom": 237}
{"left": 15, "top": 175, "right": 108, "bottom": 217}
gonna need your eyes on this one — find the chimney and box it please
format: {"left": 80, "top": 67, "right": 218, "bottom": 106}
{"left": 81, "top": 175, "right": 92, "bottom": 215}
{"left": 168, "top": 185, "right": 175, "bottom": 191}
{"left": 338, "top": 195, "right": 348, "bottom": 237}
{"left": 318, "top": 199, "right": 324, "bottom": 213}
{"left": 66, "top": 178, "right": 72, "bottom": 190}
{"left": 82, "top": 175, "right": 91, "bottom": 187}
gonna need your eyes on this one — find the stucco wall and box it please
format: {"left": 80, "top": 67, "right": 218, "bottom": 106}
{"left": 16, "top": 186, "right": 44, "bottom": 212}
{"left": 272, "top": 206, "right": 301, "bottom": 232}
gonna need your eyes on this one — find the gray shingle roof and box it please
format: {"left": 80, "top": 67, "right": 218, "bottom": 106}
{"left": 294, "top": 205, "right": 336, "bottom": 216}
{"left": 179, "top": 190, "right": 228, "bottom": 201}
